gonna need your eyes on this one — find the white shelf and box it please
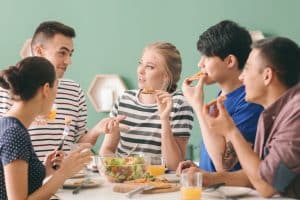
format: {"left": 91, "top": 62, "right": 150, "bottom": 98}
{"left": 88, "top": 74, "right": 127, "bottom": 112}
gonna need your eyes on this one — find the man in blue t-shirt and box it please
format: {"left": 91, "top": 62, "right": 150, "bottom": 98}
{"left": 182, "top": 20, "right": 263, "bottom": 172}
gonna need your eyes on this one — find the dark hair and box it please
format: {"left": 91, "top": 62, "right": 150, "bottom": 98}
{"left": 197, "top": 20, "right": 252, "bottom": 70}
{"left": 31, "top": 21, "right": 75, "bottom": 49}
{"left": 252, "top": 37, "right": 300, "bottom": 88}
{"left": 0, "top": 57, "right": 56, "bottom": 101}
{"left": 145, "top": 42, "right": 182, "bottom": 93}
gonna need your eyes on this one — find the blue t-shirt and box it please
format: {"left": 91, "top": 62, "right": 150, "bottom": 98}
{"left": 0, "top": 117, "right": 46, "bottom": 199}
{"left": 199, "top": 86, "right": 263, "bottom": 172}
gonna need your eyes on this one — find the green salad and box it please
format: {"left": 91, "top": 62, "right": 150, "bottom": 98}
{"left": 101, "top": 156, "right": 146, "bottom": 182}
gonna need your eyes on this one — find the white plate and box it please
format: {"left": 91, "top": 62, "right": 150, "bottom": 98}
{"left": 158, "top": 173, "right": 180, "bottom": 183}
{"left": 69, "top": 171, "right": 86, "bottom": 179}
{"left": 63, "top": 178, "right": 104, "bottom": 189}
{"left": 217, "top": 186, "right": 252, "bottom": 197}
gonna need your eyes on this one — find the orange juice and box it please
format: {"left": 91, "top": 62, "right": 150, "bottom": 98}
{"left": 147, "top": 165, "right": 165, "bottom": 176}
{"left": 180, "top": 187, "right": 202, "bottom": 200}
{"left": 48, "top": 106, "right": 57, "bottom": 121}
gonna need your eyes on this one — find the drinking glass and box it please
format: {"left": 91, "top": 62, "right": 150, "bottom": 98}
{"left": 48, "top": 103, "right": 57, "bottom": 121}
{"left": 145, "top": 155, "right": 165, "bottom": 176}
{"left": 180, "top": 172, "right": 202, "bottom": 200}
{"left": 70, "top": 143, "right": 92, "bottom": 177}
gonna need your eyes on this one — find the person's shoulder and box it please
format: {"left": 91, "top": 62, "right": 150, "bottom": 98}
{"left": 122, "top": 89, "right": 138, "bottom": 98}
{"left": 172, "top": 90, "right": 184, "bottom": 96}
{"left": 285, "top": 83, "right": 300, "bottom": 102}
{"left": 0, "top": 118, "right": 27, "bottom": 140}
{"left": 59, "top": 78, "right": 82, "bottom": 88}
{"left": 0, "top": 87, "right": 10, "bottom": 96}
{"left": 172, "top": 90, "right": 193, "bottom": 109}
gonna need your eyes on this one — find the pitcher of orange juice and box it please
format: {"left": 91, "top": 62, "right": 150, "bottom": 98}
{"left": 180, "top": 172, "right": 202, "bottom": 200}
{"left": 145, "top": 155, "right": 165, "bottom": 176}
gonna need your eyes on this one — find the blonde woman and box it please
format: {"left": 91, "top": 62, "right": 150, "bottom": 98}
{"left": 99, "top": 42, "right": 194, "bottom": 170}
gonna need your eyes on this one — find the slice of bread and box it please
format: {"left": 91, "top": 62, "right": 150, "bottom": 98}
{"left": 142, "top": 87, "right": 155, "bottom": 94}
{"left": 188, "top": 71, "right": 206, "bottom": 81}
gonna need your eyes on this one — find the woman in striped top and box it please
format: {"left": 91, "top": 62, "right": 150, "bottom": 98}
{"left": 99, "top": 42, "right": 194, "bottom": 170}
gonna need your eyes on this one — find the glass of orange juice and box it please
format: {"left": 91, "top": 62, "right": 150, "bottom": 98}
{"left": 145, "top": 155, "right": 165, "bottom": 176}
{"left": 180, "top": 172, "right": 202, "bottom": 200}
{"left": 48, "top": 103, "right": 57, "bottom": 121}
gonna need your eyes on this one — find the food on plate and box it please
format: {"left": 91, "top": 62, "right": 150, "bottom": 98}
{"left": 188, "top": 71, "right": 206, "bottom": 81}
{"left": 125, "top": 173, "right": 173, "bottom": 189}
{"left": 98, "top": 156, "right": 147, "bottom": 183}
{"left": 141, "top": 87, "right": 155, "bottom": 94}
{"left": 72, "top": 178, "right": 95, "bottom": 186}
{"left": 127, "top": 173, "right": 168, "bottom": 183}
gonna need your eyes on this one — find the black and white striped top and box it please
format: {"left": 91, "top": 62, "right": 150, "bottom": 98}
{"left": 0, "top": 79, "right": 88, "bottom": 160}
{"left": 110, "top": 90, "right": 194, "bottom": 156}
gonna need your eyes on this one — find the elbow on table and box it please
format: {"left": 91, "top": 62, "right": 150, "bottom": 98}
{"left": 256, "top": 185, "right": 277, "bottom": 198}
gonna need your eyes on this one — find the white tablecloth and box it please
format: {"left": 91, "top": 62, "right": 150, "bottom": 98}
{"left": 55, "top": 173, "right": 292, "bottom": 200}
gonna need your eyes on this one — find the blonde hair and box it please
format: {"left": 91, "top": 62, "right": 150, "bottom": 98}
{"left": 144, "top": 42, "right": 182, "bottom": 93}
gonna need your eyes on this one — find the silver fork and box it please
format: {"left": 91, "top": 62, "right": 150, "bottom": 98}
{"left": 72, "top": 178, "right": 91, "bottom": 194}
{"left": 126, "top": 144, "right": 138, "bottom": 157}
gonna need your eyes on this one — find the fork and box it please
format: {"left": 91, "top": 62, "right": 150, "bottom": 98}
{"left": 72, "top": 178, "right": 91, "bottom": 194}
{"left": 126, "top": 144, "right": 138, "bottom": 157}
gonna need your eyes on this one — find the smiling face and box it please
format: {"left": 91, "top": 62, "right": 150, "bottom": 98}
{"left": 239, "top": 49, "right": 268, "bottom": 104}
{"left": 35, "top": 34, "right": 74, "bottom": 79}
{"left": 137, "top": 48, "right": 169, "bottom": 91}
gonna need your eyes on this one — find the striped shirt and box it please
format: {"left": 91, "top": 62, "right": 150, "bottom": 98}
{"left": 0, "top": 79, "right": 88, "bottom": 160}
{"left": 110, "top": 90, "right": 194, "bottom": 156}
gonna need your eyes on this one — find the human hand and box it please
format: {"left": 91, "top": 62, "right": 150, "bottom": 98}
{"left": 176, "top": 160, "right": 198, "bottom": 176}
{"left": 44, "top": 150, "right": 64, "bottom": 176}
{"left": 183, "top": 167, "right": 212, "bottom": 187}
{"left": 182, "top": 74, "right": 208, "bottom": 110}
{"left": 58, "top": 143, "right": 93, "bottom": 179}
{"left": 155, "top": 90, "right": 172, "bottom": 120}
{"left": 203, "top": 96, "right": 236, "bottom": 137}
{"left": 96, "top": 115, "right": 128, "bottom": 134}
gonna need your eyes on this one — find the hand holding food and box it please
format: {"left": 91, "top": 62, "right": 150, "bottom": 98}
{"left": 206, "top": 95, "right": 226, "bottom": 117}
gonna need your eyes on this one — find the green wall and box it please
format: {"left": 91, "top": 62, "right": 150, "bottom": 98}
{"left": 1, "top": 0, "right": 300, "bottom": 160}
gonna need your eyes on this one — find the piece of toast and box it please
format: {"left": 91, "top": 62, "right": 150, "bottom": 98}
{"left": 207, "top": 95, "right": 226, "bottom": 108}
{"left": 206, "top": 96, "right": 226, "bottom": 117}
{"left": 141, "top": 87, "right": 155, "bottom": 94}
{"left": 188, "top": 71, "right": 206, "bottom": 81}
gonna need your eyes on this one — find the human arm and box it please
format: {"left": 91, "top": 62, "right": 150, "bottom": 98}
{"left": 4, "top": 143, "right": 92, "bottom": 200}
{"left": 99, "top": 116, "right": 127, "bottom": 155}
{"left": 44, "top": 150, "right": 64, "bottom": 176}
{"left": 176, "top": 160, "right": 198, "bottom": 175}
{"left": 184, "top": 166, "right": 251, "bottom": 187}
{"left": 156, "top": 90, "right": 191, "bottom": 170}
{"left": 203, "top": 98, "right": 277, "bottom": 197}
{"left": 182, "top": 77, "right": 226, "bottom": 171}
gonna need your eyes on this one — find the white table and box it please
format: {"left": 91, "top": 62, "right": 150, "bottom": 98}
{"left": 55, "top": 173, "right": 292, "bottom": 200}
